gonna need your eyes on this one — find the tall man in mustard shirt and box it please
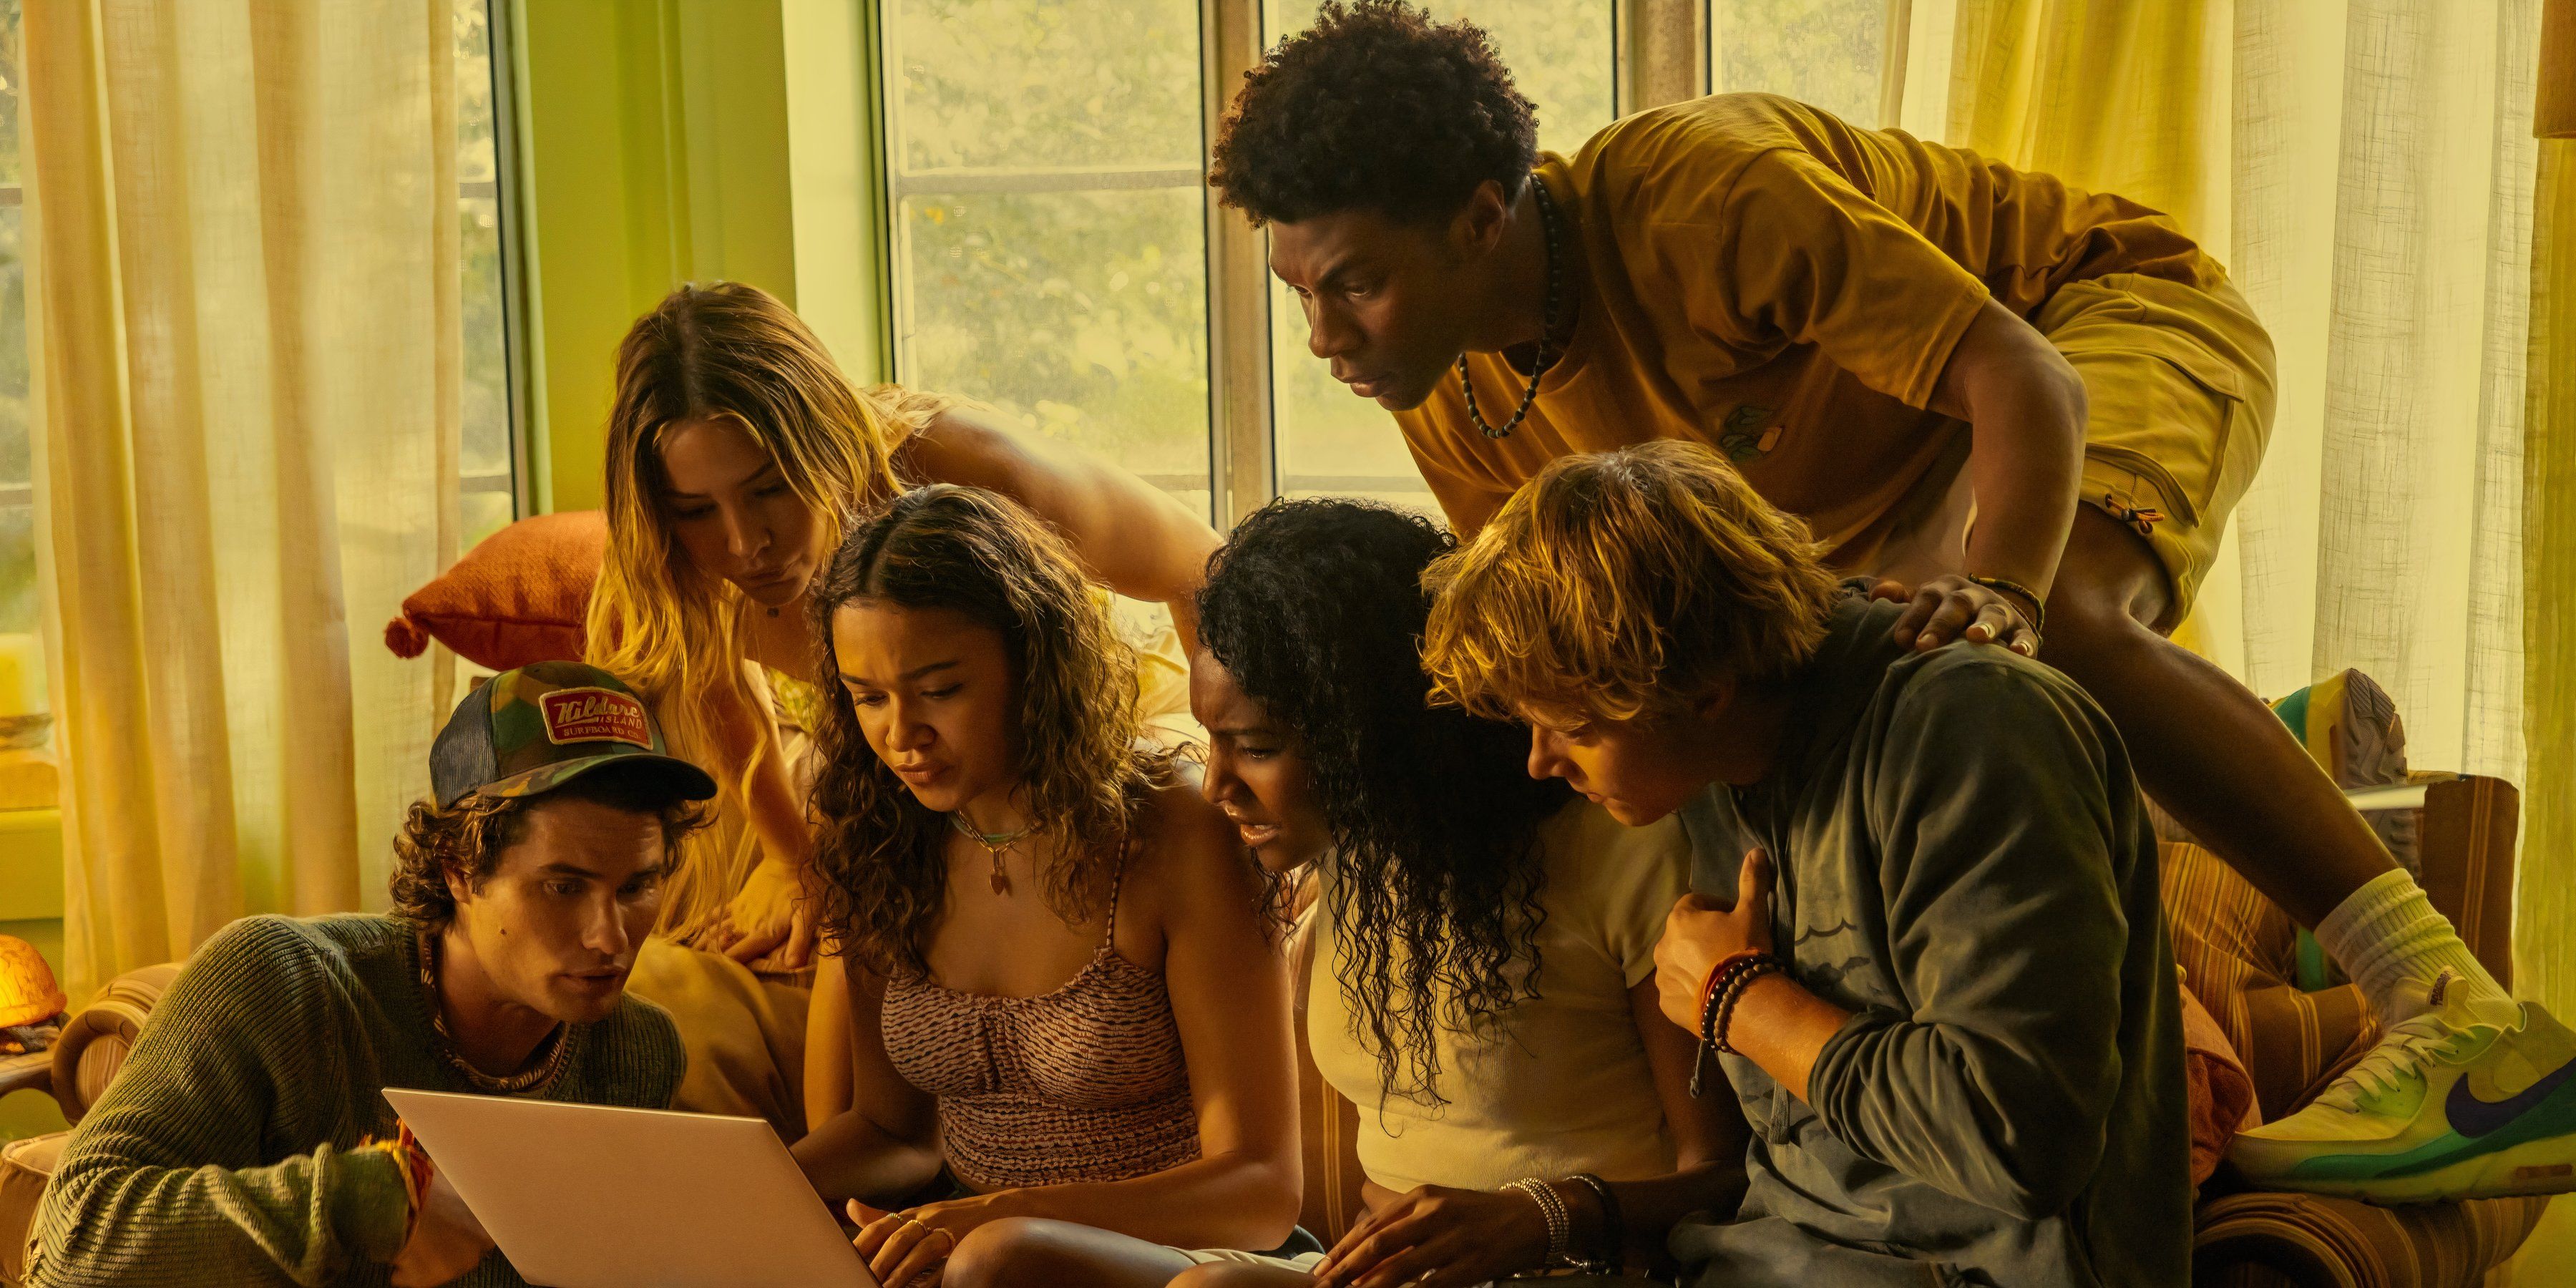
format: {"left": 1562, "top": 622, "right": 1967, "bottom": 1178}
{"left": 1206, "top": 0, "right": 2576, "bottom": 1195}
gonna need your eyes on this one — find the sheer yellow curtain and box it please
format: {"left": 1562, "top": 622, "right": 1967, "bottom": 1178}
{"left": 1902, "top": 0, "right": 2567, "bottom": 1272}
{"left": 24, "top": 0, "right": 461, "bottom": 1002}
{"left": 1923, "top": 0, "right": 2232, "bottom": 241}
{"left": 1903, "top": 0, "right": 2539, "bottom": 777}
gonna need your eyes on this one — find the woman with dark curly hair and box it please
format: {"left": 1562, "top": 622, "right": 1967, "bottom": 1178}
{"left": 786, "top": 484, "right": 1306, "bottom": 1288}
{"left": 1170, "top": 499, "right": 1747, "bottom": 1288}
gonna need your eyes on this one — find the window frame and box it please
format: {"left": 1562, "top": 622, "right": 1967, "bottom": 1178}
{"left": 873, "top": 1, "right": 1720, "bottom": 528}
{"left": 466, "top": 0, "right": 535, "bottom": 525}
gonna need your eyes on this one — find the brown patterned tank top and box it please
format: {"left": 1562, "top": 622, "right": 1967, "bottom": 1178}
{"left": 879, "top": 864, "right": 1200, "bottom": 1191}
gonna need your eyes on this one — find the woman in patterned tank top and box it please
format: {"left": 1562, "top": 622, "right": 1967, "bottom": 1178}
{"left": 788, "top": 485, "right": 1304, "bottom": 1288}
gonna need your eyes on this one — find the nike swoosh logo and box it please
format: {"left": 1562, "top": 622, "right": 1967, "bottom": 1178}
{"left": 2447, "top": 1048, "right": 2576, "bottom": 1137}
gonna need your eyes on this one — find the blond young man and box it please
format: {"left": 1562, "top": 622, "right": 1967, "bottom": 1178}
{"left": 1421, "top": 439, "right": 2187, "bottom": 1286}
{"left": 1423, "top": 443, "right": 2576, "bottom": 1283}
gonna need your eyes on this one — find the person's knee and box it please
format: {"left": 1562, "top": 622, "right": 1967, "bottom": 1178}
{"left": 942, "top": 1216, "right": 1079, "bottom": 1288}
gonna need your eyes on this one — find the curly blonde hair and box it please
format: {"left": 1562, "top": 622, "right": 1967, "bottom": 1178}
{"left": 804, "top": 484, "right": 1174, "bottom": 980}
{"left": 584, "top": 281, "right": 952, "bottom": 937}
{"left": 1421, "top": 440, "right": 1843, "bottom": 725}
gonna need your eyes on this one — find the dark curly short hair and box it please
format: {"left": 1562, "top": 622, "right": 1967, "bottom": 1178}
{"left": 389, "top": 768, "right": 709, "bottom": 930}
{"left": 1207, "top": 0, "right": 1538, "bottom": 226}
{"left": 1196, "top": 499, "right": 1567, "bottom": 1106}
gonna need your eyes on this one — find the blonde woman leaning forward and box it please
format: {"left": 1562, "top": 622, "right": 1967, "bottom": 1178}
{"left": 587, "top": 283, "right": 1219, "bottom": 1131}
{"left": 791, "top": 485, "right": 1304, "bottom": 1288}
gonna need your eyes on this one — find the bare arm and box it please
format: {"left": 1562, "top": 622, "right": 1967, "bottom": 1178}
{"left": 698, "top": 675, "right": 819, "bottom": 967}
{"left": 909, "top": 786, "right": 1304, "bottom": 1251}
{"left": 1923, "top": 296, "right": 2088, "bottom": 606}
{"left": 789, "top": 956, "right": 946, "bottom": 1205}
{"left": 907, "top": 408, "right": 1224, "bottom": 648}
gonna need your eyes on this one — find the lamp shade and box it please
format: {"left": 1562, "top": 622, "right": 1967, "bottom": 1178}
{"left": 0, "top": 935, "right": 67, "bottom": 1028}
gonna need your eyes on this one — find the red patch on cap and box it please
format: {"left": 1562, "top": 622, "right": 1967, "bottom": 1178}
{"left": 540, "top": 688, "right": 653, "bottom": 750}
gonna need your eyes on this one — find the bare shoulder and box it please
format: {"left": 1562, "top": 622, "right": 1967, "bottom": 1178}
{"left": 905, "top": 405, "right": 1049, "bottom": 492}
{"left": 1124, "top": 777, "right": 1267, "bottom": 932}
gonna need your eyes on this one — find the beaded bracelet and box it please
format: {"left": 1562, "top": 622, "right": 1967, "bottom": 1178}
{"left": 1566, "top": 1171, "right": 1624, "bottom": 1271}
{"left": 1503, "top": 1176, "right": 1572, "bottom": 1266}
{"left": 1688, "top": 949, "right": 1765, "bottom": 1098}
{"left": 1713, "top": 956, "right": 1789, "bottom": 1056}
{"left": 1692, "top": 950, "right": 1785, "bottom": 1096}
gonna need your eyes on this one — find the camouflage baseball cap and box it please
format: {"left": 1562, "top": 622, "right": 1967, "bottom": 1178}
{"left": 429, "top": 660, "right": 718, "bottom": 810}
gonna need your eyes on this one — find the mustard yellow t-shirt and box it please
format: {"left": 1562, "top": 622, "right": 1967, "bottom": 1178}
{"left": 1398, "top": 92, "right": 2220, "bottom": 552}
{"left": 1307, "top": 801, "right": 1692, "bottom": 1194}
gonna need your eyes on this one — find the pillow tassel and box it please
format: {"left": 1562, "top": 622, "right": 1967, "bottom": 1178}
{"left": 384, "top": 614, "right": 431, "bottom": 660}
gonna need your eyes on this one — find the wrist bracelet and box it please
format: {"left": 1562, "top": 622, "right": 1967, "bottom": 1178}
{"left": 1967, "top": 575, "right": 2046, "bottom": 635}
{"left": 1713, "top": 957, "right": 1789, "bottom": 1056}
{"left": 1503, "top": 1176, "right": 1572, "bottom": 1266}
{"left": 1697, "top": 948, "right": 1761, "bottom": 1017}
{"left": 1566, "top": 1172, "right": 1624, "bottom": 1271}
{"left": 364, "top": 1121, "right": 436, "bottom": 1249}
{"left": 1690, "top": 950, "right": 1777, "bottom": 1096}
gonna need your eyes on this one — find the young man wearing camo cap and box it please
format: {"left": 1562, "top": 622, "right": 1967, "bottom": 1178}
{"left": 29, "top": 661, "right": 716, "bottom": 1288}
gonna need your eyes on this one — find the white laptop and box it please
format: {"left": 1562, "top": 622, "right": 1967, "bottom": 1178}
{"left": 382, "top": 1088, "right": 878, "bottom": 1288}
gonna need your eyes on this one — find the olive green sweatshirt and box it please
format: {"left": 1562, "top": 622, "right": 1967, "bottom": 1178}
{"left": 29, "top": 914, "right": 685, "bottom": 1287}
{"left": 1669, "top": 591, "right": 2190, "bottom": 1287}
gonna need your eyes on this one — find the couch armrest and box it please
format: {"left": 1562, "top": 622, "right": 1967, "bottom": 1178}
{"left": 49, "top": 962, "right": 182, "bottom": 1126}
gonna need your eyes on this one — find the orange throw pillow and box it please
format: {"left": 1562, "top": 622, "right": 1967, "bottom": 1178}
{"left": 384, "top": 510, "right": 607, "bottom": 671}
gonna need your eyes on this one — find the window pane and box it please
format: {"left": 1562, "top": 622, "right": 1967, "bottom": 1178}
{"left": 457, "top": 1, "right": 516, "bottom": 531}
{"left": 897, "top": 190, "right": 1212, "bottom": 488}
{"left": 1264, "top": 2, "right": 1616, "bottom": 519}
{"left": 892, "top": 0, "right": 1204, "bottom": 172}
{"left": 884, "top": 0, "right": 1212, "bottom": 514}
{"left": 1714, "top": 0, "right": 1888, "bottom": 127}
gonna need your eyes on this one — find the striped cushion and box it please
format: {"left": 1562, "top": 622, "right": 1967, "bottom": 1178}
{"left": 2163, "top": 841, "right": 2378, "bottom": 1120}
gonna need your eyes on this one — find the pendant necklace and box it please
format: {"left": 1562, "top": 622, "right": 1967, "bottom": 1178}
{"left": 1458, "top": 177, "right": 1568, "bottom": 441}
{"left": 949, "top": 809, "right": 1040, "bottom": 895}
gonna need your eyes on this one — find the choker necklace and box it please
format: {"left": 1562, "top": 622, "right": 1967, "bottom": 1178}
{"left": 417, "top": 931, "right": 572, "bottom": 1096}
{"left": 948, "top": 809, "right": 1040, "bottom": 895}
{"left": 1458, "top": 177, "right": 1568, "bottom": 441}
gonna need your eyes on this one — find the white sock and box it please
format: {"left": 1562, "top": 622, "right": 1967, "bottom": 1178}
{"left": 2313, "top": 869, "right": 2516, "bottom": 1028}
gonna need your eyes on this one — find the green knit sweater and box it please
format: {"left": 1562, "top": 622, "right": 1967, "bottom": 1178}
{"left": 29, "top": 914, "right": 686, "bottom": 1287}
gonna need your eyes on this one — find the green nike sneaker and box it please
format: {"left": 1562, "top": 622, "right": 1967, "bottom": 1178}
{"left": 2228, "top": 970, "right": 2576, "bottom": 1204}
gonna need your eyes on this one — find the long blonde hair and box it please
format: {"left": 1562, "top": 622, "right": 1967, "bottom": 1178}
{"left": 585, "top": 280, "right": 949, "bottom": 936}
